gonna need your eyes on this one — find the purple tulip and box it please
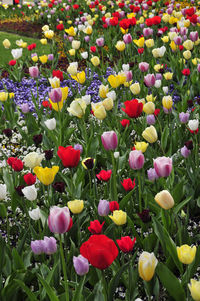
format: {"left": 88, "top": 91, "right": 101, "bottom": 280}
{"left": 101, "top": 131, "right": 118, "bottom": 151}
{"left": 181, "top": 146, "right": 191, "bottom": 158}
{"left": 49, "top": 88, "right": 62, "bottom": 103}
{"left": 174, "top": 36, "right": 182, "bottom": 45}
{"left": 29, "top": 66, "right": 39, "bottom": 78}
{"left": 197, "top": 64, "right": 200, "bottom": 73}
{"left": 154, "top": 157, "right": 172, "bottom": 178}
{"left": 147, "top": 168, "right": 159, "bottom": 181}
{"left": 48, "top": 206, "right": 71, "bottom": 234}
{"left": 163, "top": 107, "right": 172, "bottom": 114}
{"left": 179, "top": 27, "right": 188, "bottom": 36}
{"left": 84, "top": 36, "right": 90, "bottom": 42}
{"left": 179, "top": 112, "right": 190, "bottom": 123}
{"left": 139, "top": 62, "right": 149, "bottom": 72}
{"left": 123, "top": 33, "right": 132, "bottom": 44}
{"left": 190, "top": 31, "right": 199, "bottom": 42}
{"left": 43, "top": 237, "right": 57, "bottom": 255}
{"left": 31, "top": 240, "right": 45, "bottom": 255}
{"left": 155, "top": 73, "right": 162, "bottom": 80}
{"left": 129, "top": 150, "right": 144, "bottom": 170}
{"left": 98, "top": 199, "right": 110, "bottom": 216}
{"left": 143, "top": 28, "right": 153, "bottom": 37}
{"left": 74, "top": 143, "right": 83, "bottom": 153}
{"left": 125, "top": 71, "right": 133, "bottom": 82}
{"left": 147, "top": 114, "right": 155, "bottom": 125}
{"left": 73, "top": 255, "right": 89, "bottom": 276}
{"left": 144, "top": 74, "right": 156, "bottom": 87}
{"left": 21, "top": 103, "right": 30, "bottom": 113}
{"left": 96, "top": 37, "right": 104, "bottom": 47}
{"left": 48, "top": 54, "right": 54, "bottom": 61}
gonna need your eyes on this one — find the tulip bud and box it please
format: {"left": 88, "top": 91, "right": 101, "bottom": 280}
{"left": 188, "top": 279, "right": 200, "bottom": 301}
{"left": 0, "top": 184, "right": 6, "bottom": 200}
{"left": 49, "top": 88, "right": 62, "bottom": 103}
{"left": 29, "top": 207, "right": 41, "bottom": 220}
{"left": 155, "top": 190, "right": 174, "bottom": 210}
{"left": 153, "top": 157, "right": 172, "bottom": 178}
{"left": 22, "top": 185, "right": 37, "bottom": 201}
{"left": 48, "top": 206, "right": 71, "bottom": 234}
{"left": 101, "top": 131, "right": 118, "bottom": 151}
{"left": 44, "top": 118, "right": 56, "bottom": 130}
{"left": 177, "top": 245, "right": 196, "bottom": 264}
{"left": 144, "top": 74, "right": 156, "bottom": 87}
{"left": 43, "top": 236, "right": 57, "bottom": 255}
{"left": 109, "top": 210, "right": 127, "bottom": 225}
{"left": 188, "top": 120, "right": 199, "bottom": 131}
{"left": 73, "top": 255, "right": 89, "bottom": 276}
{"left": 181, "top": 146, "right": 191, "bottom": 158}
{"left": 29, "top": 66, "right": 39, "bottom": 78}
{"left": 130, "top": 82, "right": 140, "bottom": 95}
{"left": 67, "top": 200, "right": 84, "bottom": 214}
{"left": 146, "top": 114, "right": 155, "bottom": 125}
{"left": 142, "top": 126, "right": 158, "bottom": 143}
{"left": 138, "top": 251, "right": 158, "bottom": 281}
{"left": 129, "top": 150, "right": 144, "bottom": 170}
{"left": 139, "top": 62, "right": 149, "bottom": 72}
{"left": 147, "top": 168, "right": 159, "bottom": 181}
{"left": 98, "top": 199, "right": 110, "bottom": 216}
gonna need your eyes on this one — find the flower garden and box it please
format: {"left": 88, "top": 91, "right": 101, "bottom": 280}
{"left": 0, "top": 0, "right": 200, "bottom": 300}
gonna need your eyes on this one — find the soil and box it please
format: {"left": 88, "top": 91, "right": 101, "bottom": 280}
{"left": 0, "top": 20, "right": 43, "bottom": 38}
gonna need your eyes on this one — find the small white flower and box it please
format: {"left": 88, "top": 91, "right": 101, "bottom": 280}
{"left": 188, "top": 119, "right": 199, "bottom": 131}
{"left": 29, "top": 207, "right": 41, "bottom": 220}
{"left": 22, "top": 185, "right": 37, "bottom": 201}
{"left": 0, "top": 184, "right": 7, "bottom": 200}
{"left": 44, "top": 118, "right": 56, "bottom": 130}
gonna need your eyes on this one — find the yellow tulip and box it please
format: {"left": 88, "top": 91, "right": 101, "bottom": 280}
{"left": 162, "top": 96, "right": 173, "bottom": 110}
{"left": 188, "top": 279, "right": 200, "bottom": 301}
{"left": 91, "top": 56, "right": 100, "bottom": 66}
{"left": 69, "top": 49, "right": 76, "bottom": 56}
{"left": 67, "top": 62, "right": 78, "bottom": 76}
{"left": 102, "top": 97, "right": 113, "bottom": 111}
{"left": 40, "top": 38, "right": 47, "bottom": 45}
{"left": 99, "top": 84, "right": 109, "bottom": 98}
{"left": 32, "top": 55, "right": 38, "bottom": 62}
{"left": 44, "top": 30, "right": 54, "bottom": 39}
{"left": 42, "top": 25, "right": 49, "bottom": 32}
{"left": 107, "top": 75, "right": 121, "bottom": 88}
{"left": 154, "top": 64, "right": 162, "bottom": 72}
{"left": 0, "top": 92, "right": 8, "bottom": 102}
{"left": 133, "top": 37, "right": 145, "bottom": 48}
{"left": 170, "top": 41, "right": 178, "bottom": 51}
{"left": 163, "top": 72, "right": 173, "bottom": 80}
{"left": 183, "top": 40, "right": 194, "bottom": 51}
{"left": 109, "top": 210, "right": 127, "bottom": 225}
{"left": 67, "top": 99, "right": 86, "bottom": 118}
{"left": 145, "top": 39, "right": 154, "bottom": 48}
{"left": 71, "top": 71, "right": 86, "bottom": 84}
{"left": 162, "top": 14, "right": 170, "bottom": 23}
{"left": 67, "top": 200, "right": 84, "bottom": 214}
{"left": 115, "top": 41, "right": 125, "bottom": 51}
{"left": 183, "top": 50, "right": 191, "bottom": 60}
{"left": 2, "top": 39, "right": 11, "bottom": 49}
{"left": 134, "top": 142, "right": 148, "bottom": 153}
{"left": 142, "top": 126, "right": 158, "bottom": 143}
{"left": 9, "top": 93, "right": 14, "bottom": 98}
{"left": 161, "top": 36, "right": 169, "bottom": 43}
{"left": 65, "top": 26, "right": 76, "bottom": 36}
{"left": 84, "top": 26, "right": 93, "bottom": 34}
{"left": 49, "top": 77, "right": 60, "bottom": 88}
{"left": 177, "top": 245, "right": 196, "bottom": 264}
{"left": 155, "top": 190, "right": 174, "bottom": 210}
{"left": 39, "top": 55, "right": 48, "bottom": 64}
{"left": 49, "top": 87, "right": 69, "bottom": 111}
{"left": 130, "top": 83, "right": 140, "bottom": 95}
{"left": 146, "top": 94, "right": 157, "bottom": 102}
{"left": 72, "top": 40, "right": 80, "bottom": 50}
{"left": 143, "top": 102, "right": 155, "bottom": 114}
{"left": 138, "top": 251, "right": 158, "bottom": 282}
{"left": 33, "top": 166, "right": 59, "bottom": 185}
{"left": 92, "top": 102, "right": 107, "bottom": 120}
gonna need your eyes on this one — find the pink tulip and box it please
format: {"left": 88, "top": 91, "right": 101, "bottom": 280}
{"left": 153, "top": 157, "right": 172, "bottom": 177}
{"left": 101, "top": 131, "right": 118, "bottom": 151}
{"left": 179, "top": 27, "right": 188, "bottom": 36}
{"left": 48, "top": 206, "right": 71, "bottom": 234}
{"left": 129, "top": 150, "right": 144, "bottom": 170}
{"left": 189, "top": 31, "right": 198, "bottom": 42}
{"left": 29, "top": 66, "right": 39, "bottom": 78}
{"left": 123, "top": 33, "right": 132, "bottom": 44}
{"left": 174, "top": 36, "right": 182, "bottom": 45}
{"left": 139, "top": 62, "right": 149, "bottom": 72}
{"left": 96, "top": 37, "right": 104, "bottom": 47}
{"left": 125, "top": 71, "right": 133, "bottom": 82}
{"left": 197, "top": 64, "right": 200, "bottom": 73}
{"left": 143, "top": 28, "right": 153, "bottom": 37}
{"left": 49, "top": 88, "right": 62, "bottom": 103}
{"left": 144, "top": 74, "right": 156, "bottom": 87}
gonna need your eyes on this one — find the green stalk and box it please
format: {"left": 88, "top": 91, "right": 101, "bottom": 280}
{"left": 59, "top": 234, "right": 69, "bottom": 301}
{"left": 138, "top": 172, "right": 142, "bottom": 213}
{"left": 111, "top": 152, "right": 117, "bottom": 201}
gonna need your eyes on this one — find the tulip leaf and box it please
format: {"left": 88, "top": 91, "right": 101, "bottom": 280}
{"left": 14, "top": 279, "right": 39, "bottom": 301}
{"left": 40, "top": 262, "right": 59, "bottom": 300}
{"left": 127, "top": 216, "right": 142, "bottom": 247}
{"left": 108, "top": 262, "right": 129, "bottom": 301}
{"left": 119, "top": 188, "right": 135, "bottom": 210}
{"left": 152, "top": 217, "right": 183, "bottom": 273}
{"left": 174, "top": 196, "right": 192, "bottom": 215}
{"left": 182, "top": 246, "right": 200, "bottom": 286}
{"left": 12, "top": 248, "right": 24, "bottom": 270}
{"left": 156, "top": 263, "right": 186, "bottom": 301}
{"left": 38, "top": 275, "right": 59, "bottom": 301}
{"left": 72, "top": 275, "right": 86, "bottom": 301}
{"left": 161, "top": 125, "right": 169, "bottom": 151}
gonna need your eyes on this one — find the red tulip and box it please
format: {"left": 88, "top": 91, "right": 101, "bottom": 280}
{"left": 7, "top": 157, "right": 23, "bottom": 172}
{"left": 121, "top": 178, "right": 135, "bottom": 191}
{"left": 80, "top": 235, "right": 118, "bottom": 269}
{"left": 24, "top": 173, "right": 36, "bottom": 185}
{"left": 116, "top": 236, "right": 136, "bottom": 253}
{"left": 88, "top": 220, "right": 105, "bottom": 234}
{"left": 57, "top": 146, "right": 80, "bottom": 168}
{"left": 122, "top": 99, "right": 143, "bottom": 118}
{"left": 52, "top": 70, "right": 63, "bottom": 81}
{"left": 109, "top": 201, "right": 119, "bottom": 212}
{"left": 96, "top": 170, "right": 112, "bottom": 182}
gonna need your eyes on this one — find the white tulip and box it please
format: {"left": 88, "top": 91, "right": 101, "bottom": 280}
{"left": 29, "top": 207, "right": 41, "bottom": 220}
{"left": 24, "top": 152, "right": 44, "bottom": 169}
{"left": 188, "top": 120, "right": 199, "bottom": 131}
{"left": 0, "top": 184, "right": 6, "bottom": 200}
{"left": 162, "top": 86, "right": 169, "bottom": 94}
{"left": 122, "top": 64, "right": 130, "bottom": 72}
{"left": 82, "top": 95, "right": 91, "bottom": 105}
{"left": 154, "top": 80, "right": 161, "bottom": 88}
{"left": 22, "top": 185, "right": 37, "bottom": 201}
{"left": 11, "top": 48, "right": 23, "bottom": 60}
{"left": 44, "top": 118, "right": 56, "bottom": 130}
{"left": 106, "top": 91, "right": 116, "bottom": 101}
{"left": 81, "top": 52, "right": 88, "bottom": 59}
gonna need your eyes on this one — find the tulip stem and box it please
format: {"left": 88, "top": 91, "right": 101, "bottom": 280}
{"left": 138, "top": 172, "right": 142, "bottom": 213}
{"left": 59, "top": 234, "right": 69, "bottom": 301}
{"left": 111, "top": 152, "right": 117, "bottom": 201}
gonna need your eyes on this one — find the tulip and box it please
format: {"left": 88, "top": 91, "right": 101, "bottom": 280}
{"left": 49, "top": 88, "right": 62, "bottom": 103}
{"left": 28, "top": 207, "right": 41, "bottom": 220}
{"left": 147, "top": 168, "right": 159, "bottom": 181}
{"left": 82, "top": 158, "right": 95, "bottom": 170}
{"left": 67, "top": 200, "right": 84, "bottom": 214}
{"left": 74, "top": 143, "right": 83, "bottom": 153}
{"left": 44, "top": 118, "right": 56, "bottom": 130}
{"left": 45, "top": 30, "right": 54, "bottom": 39}
{"left": 181, "top": 146, "right": 191, "bottom": 158}
{"left": 188, "top": 279, "right": 200, "bottom": 301}
{"left": 31, "top": 240, "right": 45, "bottom": 255}
{"left": 139, "top": 62, "right": 149, "bottom": 72}
{"left": 143, "top": 28, "right": 153, "bottom": 37}
{"left": 29, "top": 66, "right": 39, "bottom": 78}
{"left": 33, "top": 166, "right": 59, "bottom": 185}
{"left": 177, "top": 245, "right": 196, "bottom": 264}
{"left": 22, "top": 185, "right": 37, "bottom": 201}
{"left": 163, "top": 72, "right": 173, "bottom": 80}
{"left": 102, "top": 98, "right": 113, "bottom": 111}
{"left": 67, "top": 100, "right": 86, "bottom": 118}
{"left": 155, "top": 190, "right": 174, "bottom": 210}
{"left": 134, "top": 142, "right": 148, "bottom": 153}
{"left": 129, "top": 150, "right": 144, "bottom": 170}
{"left": 145, "top": 39, "right": 154, "bottom": 48}
{"left": 49, "top": 77, "right": 60, "bottom": 88}
{"left": 73, "top": 255, "right": 89, "bottom": 276}
{"left": 88, "top": 220, "right": 104, "bottom": 234}
{"left": 101, "top": 131, "right": 118, "bottom": 151}
{"left": 188, "top": 120, "right": 199, "bottom": 131}
{"left": 0, "top": 184, "right": 6, "bottom": 200}
{"left": 96, "top": 37, "right": 104, "bottom": 47}
{"left": 142, "top": 126, "right": 158, "bottom": 143}
{"left": 143, "top": 102, "right": 155, "bottom": 114}
{"left": 147, "top": 114, "right": 155, "bottom": 125}
{"left": 21, "top": 103, "right": 30, "bottom": 113}
{"left": 183, "top": 40, "right": 194, "bottom": 51}
{"left": 0, "top": 92, "right": 8, "bottom": 102}
{"left": 144, "top": 74, "right": 156, "bottom": 87}
{"left": 67, "top": 62, "right": 78, "bottom": 75}
{"left": 91, "top": 56, "right": 100, "bottom": 66}
{"left": 72, "top": 40, "right": 80, "bottom": 49}
{"left": 99, "top": 84, "right": 109, "bottom": 98}
{"left": 117, "top": 236, "right": 136, "bottom": 253}
{"left": 189, "top": 31, "right": 198, "bottom": 42}
{"left": 123, "top": 33, "right": 132, "bottom": 44}
{"left": 109, "top": 210, "right": 127, "bottom": 225}
{"left": 115, "top": 41, "right": 125, "bottom": 51}
{"left": 197, "top": 64, "right": 200, "bottom": 73}
{"left": 3, "top": 39, "right": 11, "bottom": 49}
{"left": 138, "top": 251, "right": 158, "bottom": 281}
{"left": 48, "top": 206, "right": 71, "bottom": 234}
{"left": 125, "top": 71, "right": 133, "bottom": 82}
{"left": 39, "top": 55, "right": 48, "bottom": 64}
{"left": 49, "top": 87, "right": 68, "bottom": 112}
{"left": 43, "top": 236, "right": 57, "bottom": 255}
{"left": 81, "top": 52, "right": 88, "bottom": 59}
{"left": 130, "top": 83, "right": 140, "bottom": 95}
{"left": 98, "top": 199, "right": 110, "bottom": 216}
{"left": 179, "top": 112, "right": 190, "bottom": 123}
{"left": 24, "top": 152, "right": 44, "bottom": 169}
{"left": 162, "top": 87, "right": 169, "bottom": 94}
{"left": 11, "top": 48, "right": 23, "bottom": 60}
{"left": 154, "top": 157, "right": 172, "bottom": 177}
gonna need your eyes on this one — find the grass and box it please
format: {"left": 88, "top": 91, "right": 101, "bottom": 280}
{"left": 0, "top": 31, "right": 51, "bottom": 66}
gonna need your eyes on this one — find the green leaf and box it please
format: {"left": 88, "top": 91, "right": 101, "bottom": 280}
{"left": 72, "top": 275, "right": 86, "bottom": 301}
{"left": 38, "top": 275, "right": 59, "bottom": 301}
{"left": 156, "top": 263, "right": 186, "bottom": 301}
{"left": 161, "top": 126, "right": 169, "bottom": 151}
{"left": 12, "top": 248, "right": 24, "bottom": 270}
{"left": 127, "top": 216, "right": 142, "bottom": 247}
{"left": 14, "top": 279, "right": 38, "bottom": 301}
{"left": 119, "top": 188, "right": 135, "bottom": 210}
{"left": 152, "top": 217, "right": 183, "bottom": 273}
{"left": 108, "top": 262, "right": 129, "bottom": 301}
{"left": 40, "top": 262, "right": 59, "bottom": 300}
{"left": 174, "top": 196, "right": 192, "bottom": 215}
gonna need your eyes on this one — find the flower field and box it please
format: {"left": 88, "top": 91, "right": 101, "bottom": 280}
{"left": 0, "top": 0, "right": 200, "bottom": 300}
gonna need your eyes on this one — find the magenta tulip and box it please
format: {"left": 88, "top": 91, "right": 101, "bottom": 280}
{"left": 153, "top": 157, "right": 172, "bottom": 177}
{"left": 48, "top": 206, "right": 71, "bottom": 234}
{"left": 144, "top": 74, "right": 156, "bottom": 87}
{"left": 129, "top": 150, "right": 144, "bottom": 170}
{"left": 139, "top": 62, "right": 149, "bottom": 72}
{"left": 49, "top": 88, "right": 62, "bottom": 103}
{"left": 101, "top": 131, "right": 118, "bottom": 151}
{"left": 29, "top": 66, "right": 39, "bottom": 78}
